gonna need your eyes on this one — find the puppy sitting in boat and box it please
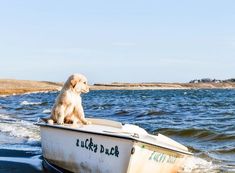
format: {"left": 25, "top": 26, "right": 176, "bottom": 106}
{"left": 47, "top": 74, "right": 91, "bottom": 125}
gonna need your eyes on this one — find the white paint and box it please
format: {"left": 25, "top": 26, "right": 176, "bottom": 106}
{"left": 38, "top": 119, "right": 192, "bottom": 173}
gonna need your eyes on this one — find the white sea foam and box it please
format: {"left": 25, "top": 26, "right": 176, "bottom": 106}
{"left": 0, "top": 95, "right": 8, "bottom": 98}
{"left": 0, "top": 90, "right": 58, "bottom": 97}
{"left": 0, "top": 114, "right": 40, "bottom": 143}
{"left": 181, "top": 156, "right": 219, "bottom": 173}
{"left": 42, "top": 109, "right": 51, "bottom": 113}
{"left": 0, "top": 143, "right": 41, "bottom": 152}
{"left": 0, "top": 113, "right": 12, "bottom": 120}
{"left": 19, "top": 90, "right": 59, "bottom": 96}
{"left": 20, "top": 101, "right": 42, "bottom": 106}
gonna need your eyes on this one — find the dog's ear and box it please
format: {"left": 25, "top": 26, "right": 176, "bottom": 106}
{"left": 70, "top": 76, "right": 82, "bottom": 88}
{"left": 70, "top": 78, "right": 77, "bottom": 88}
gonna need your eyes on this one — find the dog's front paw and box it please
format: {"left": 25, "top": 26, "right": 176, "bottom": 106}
{"left": 47, "top": 119, "right": 54, "bottom": 125}
{"left": 57, "top": 119, "right": 64, "bottom": 125}
{"left": 57, "top": 117, "right": 65, "bottom": 125}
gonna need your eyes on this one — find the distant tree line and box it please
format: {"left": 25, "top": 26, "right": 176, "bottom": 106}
{"left": 189, "top": 78, "right": 235, "bottom": 83}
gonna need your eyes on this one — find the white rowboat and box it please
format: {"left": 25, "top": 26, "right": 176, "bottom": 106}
{"left": 36, "top": 118, "right": 192, "bottom": 173}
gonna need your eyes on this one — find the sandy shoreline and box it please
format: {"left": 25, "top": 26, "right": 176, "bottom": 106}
{"left": 0, "top": 79, "right": 235, "bottom": 95}
{"left": 90, "top": 82, "right": 235, "bottom": 91}
{"left": 0, "top": 79, "right": 62, "bottom": 95}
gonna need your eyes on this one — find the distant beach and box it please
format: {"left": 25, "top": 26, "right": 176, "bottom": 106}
{"left": 92, "top": 82, "right": 235, "bottom": 90}
{"left": 1, "top": 79, "right": 235, "bottom": 95}
{"left": 0, "top": 79, "right": 62, "bottom": 95}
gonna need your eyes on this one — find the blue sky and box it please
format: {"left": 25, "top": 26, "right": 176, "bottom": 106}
{"left": 0, "top": 0, "right": 234, "bottom": 84}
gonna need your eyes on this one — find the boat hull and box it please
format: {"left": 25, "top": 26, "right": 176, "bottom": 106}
{"left": 41, "top": 126, "right": 133, "bottom": 173}
{"left": 39, "top": 124, "right": 191, "bottom": 173}
{"left": 127, "top": 142, "right": 187, "bottom": 173}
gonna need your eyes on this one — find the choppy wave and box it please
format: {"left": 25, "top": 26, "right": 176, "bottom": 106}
{"left": 146, "top": 110, "right": 166, "bottom": 116}
{"left": 214, "top": 147, "right": 235, "bottom": 154}
{"left": 181, "top": 156, "right": 219, "bottom": 173}
{"left": 0, "top": 90, "right": 235, "bottom": 172}
{"left": 158, "top": 128, "right": 235, "bottom": 142}
{"left": 0, "top": 114, "right": 40, "bottom": 144}
{"left": 115, "top": 109, "right": 130, "bottom": 115}
{"left": 42, "top": 109, "right": 51, "bottom": 114}
{"left": 20, "top": 101, "right": 43, "bottom": 106}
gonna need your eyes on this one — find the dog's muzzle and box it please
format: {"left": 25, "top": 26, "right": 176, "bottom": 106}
{"left": 82, "top": 88, "right": 89, "bottom": 93}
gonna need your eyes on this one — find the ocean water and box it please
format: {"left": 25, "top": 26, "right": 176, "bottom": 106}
{"left": 0, "top": 90, "right": 235, "bottom": 173}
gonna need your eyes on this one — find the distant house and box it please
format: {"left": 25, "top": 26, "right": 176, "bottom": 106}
{"left": 189, "top": 79, "right": 200, "bottom": 83}
{"left": 201, "top": 78, "right": 213, "bottom": 83}
{"left": 223, "top": 78, "right": 235, "bottom": 82}
{"left": 189, "top": 78, "right": 222, "bottom": 83}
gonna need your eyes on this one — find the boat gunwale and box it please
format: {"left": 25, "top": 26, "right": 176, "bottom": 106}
{"left": 36, "top": 122, "right": 193, "bottom": 156}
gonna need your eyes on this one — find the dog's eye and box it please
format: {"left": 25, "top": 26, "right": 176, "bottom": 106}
{"left": 83, "top": 81, "right": 87, "bottom": 84}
